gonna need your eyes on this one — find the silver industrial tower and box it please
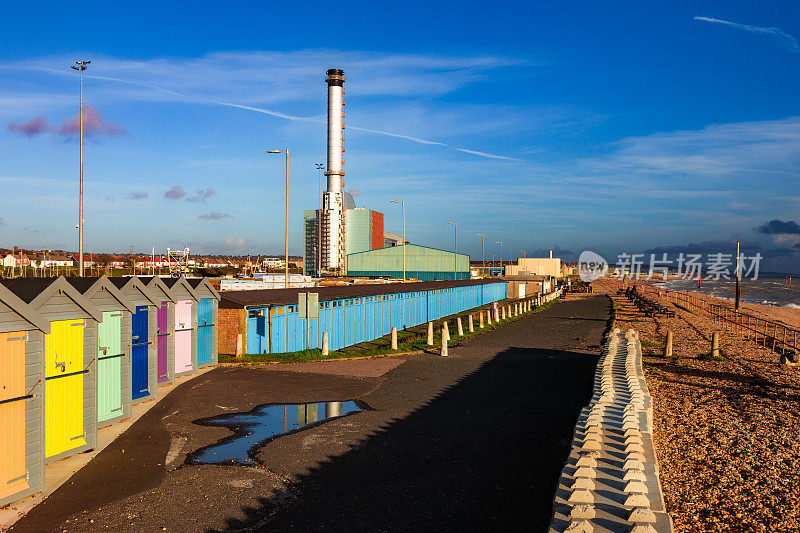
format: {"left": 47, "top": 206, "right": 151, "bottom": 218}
{"left": 321, "top": 68, "right": 347, "bottom": 273}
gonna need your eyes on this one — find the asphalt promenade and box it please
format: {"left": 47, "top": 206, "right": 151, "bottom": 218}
{"left": 11, "top": 295, "right": 610, "bottom": 532}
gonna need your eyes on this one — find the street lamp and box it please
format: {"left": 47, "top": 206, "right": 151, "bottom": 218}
{"left": 475, "top": 234, "right": 485, "bottom": 277}
{"left": 267, "top": 149, "right": 289, "bottom": 288}
{"left": 390, "top": 200, "right": 405, "bottom": 281}
{"left": 496, "top": 241, "right": 503, "bottom": 277}
{"left": 446, "top": 221, "right": 457, "bottom": 280}
{"left": 71, "top": 60, "right": 90, "bottom": 276}
{"left": 315, "top": 163, "right": 324, "bottom": 277}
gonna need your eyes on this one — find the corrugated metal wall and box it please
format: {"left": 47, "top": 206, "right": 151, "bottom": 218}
{"left": 248, "top": 281, "right": 506, "bottom": 354}
{"left": 347, "top": 244, "right": 471, "bottom": 281}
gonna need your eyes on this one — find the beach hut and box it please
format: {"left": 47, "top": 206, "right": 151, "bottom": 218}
{"left": 138, "top": 277, "right": 176, "bottom": 386}
{"left": 187, "top": 278, "right": 220, "bottom": 368}
{"left": 0, "top": 283, "right": 50, "bottom": 507}
{"left": 161, "top": 277, "right": 199, "bottom": 378}
{"left": 0, "top": 277, "right": 102, "bottom": 463}
{"left": 109, "top": 277, "right": 161, "bottom": 404}
{"left": 67, "top": 277, "right": 135, "bottom": 428}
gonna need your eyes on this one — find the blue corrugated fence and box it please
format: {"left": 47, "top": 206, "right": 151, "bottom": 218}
{"left": 246, "top": 282, "right": 508, "bottom": 354}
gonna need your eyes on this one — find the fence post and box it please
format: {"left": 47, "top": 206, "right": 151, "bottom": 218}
{"left": 427, "top": 321, "right": 434, "bottom": 345}
{"left": 391, "top": 327, "right": 398, "bottom": 350}
{"left": 322, "top": 331, "right": 329, "bottom": 356}
{"left": 664, "top": 331, "right": 673, "bottom": 358}
{"left": 711, "top": 332, "right": 720, "bottom": 358}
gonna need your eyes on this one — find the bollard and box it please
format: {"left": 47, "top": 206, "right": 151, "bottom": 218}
{"left": 494, "top": 306, "right": 500, "bottom": 322}
{"left": 711, "top": 332, "right": 720, "bottom": 358}
{"left": 487, "top": 309, "right": 492, "bottom": 325}
{"left": 479, "top": 312, "right": 484, "bottom": 328}
{"left": 468, "top": 314, "right": 474, "bottom": 333}
{"left": 391, "top": 326, "right": 398, "bottom": 350}
{"left": 663, "top": 331, "right": 673, "bottom": 358}
{"left": 457, "top": 317, "right": 464, "bottom": 336}
{"left": 444, "top": 321, "right": 450, "bottom": 339}
{"left": 441, "top": 323, "right": 449, "bottom": 357}
{"left": 427, "top": 321, "right": 434, "bottom": 345}
{"left": 322, "top": 331, "right": 329, "bottom": 356}
{"left": 501, "top": 306, "right": 506, "bottom": 320}
{"left": 235, "top": 334, "right": 243, "bottom": 359}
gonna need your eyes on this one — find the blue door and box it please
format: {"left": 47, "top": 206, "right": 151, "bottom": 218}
{"left": 198, "top": 299, "right": 214, "bottom": 365}
{"left": 132, "top": 305, "right": 150, "bottom": 400}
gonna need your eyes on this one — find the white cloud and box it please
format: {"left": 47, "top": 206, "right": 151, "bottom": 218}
{"left": 694, "top": 16, "right": 800, "bottom": 52}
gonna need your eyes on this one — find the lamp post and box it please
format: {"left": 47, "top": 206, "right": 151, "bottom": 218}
{"left": 476, "top": 234, "right": 485, "bottom": 277}
{"left": 315, "top": 163, "right": 324, "bottom": 277}
{"left": 390, "top": 200, "right": 405, "bottom": 281}
{"left": 71, "top": 60, "right": 90, "bottom": 276}
{"left": 496, "top": 241, "right": 503, "bottom": 276}
{"left": 267, "top": 149, "right": 290, "bottom": 288}
{"left": 446, "top": 221, "right": 457, "bottom": 280}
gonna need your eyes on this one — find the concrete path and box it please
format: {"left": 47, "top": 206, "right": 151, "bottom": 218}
{"left": 10, "top": 295, "right": 610, "bottom": 532}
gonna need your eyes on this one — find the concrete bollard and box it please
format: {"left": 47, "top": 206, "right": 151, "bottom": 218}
{"left": 444, "top": 321, "right": 450, "bottom": 339}
{"left": 391, "top": 326, "right": 398, "bottom": 350}
{"left": 427, "top": 321, "right": 434, "bottom": 345}
{"left": 479, "top": 312, "right": 484, "bottom": 328}
{"left": 501, "top": 306, "right": 506, "bottom": 320}
{"left": 487, "top": 309, "right": 492, "bottom": 325}
{"left": 468, "top": 314, "right": 474, "bottom": 333}
{"left": 711, "top": 332, "right": 720, "bottom": 358}
{"left": 441, "top": 323, "right": 449, "bottom": 357}
{"left": 663, "top": 331, "right": 673, "bottom": 358}
{"left": 457, "top": 317, "right": 464, "bottom": 336}
{"left": 235, "top": 334, "right": 243, "bottom": 359}
{"left": 322, "top": 331, "right": 329, "bottom": 356}
{"left": 494, "top": 306, "right": 500, "bottom": 322}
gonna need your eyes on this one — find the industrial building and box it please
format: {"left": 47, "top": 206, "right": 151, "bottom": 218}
{"left": 505, "top": 257, "right": 562, "bottom": 278}
{"left": 302, "top": 67, "right": 465, "bottom": 280}
{"left": 347, "top": 244, "right": 470, "bottom": 281}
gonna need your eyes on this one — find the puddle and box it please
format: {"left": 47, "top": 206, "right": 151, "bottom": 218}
{"left": 188, "top": 401, "right": 366, "bottom": 466}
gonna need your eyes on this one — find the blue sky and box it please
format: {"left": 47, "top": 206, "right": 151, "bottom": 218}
{"left": 2, "top": 1, "right": 800, "bottom": 272}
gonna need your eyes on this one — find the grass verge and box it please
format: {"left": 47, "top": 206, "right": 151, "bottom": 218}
{"left": 219, "top": 297, "right": 561, "bottom": 365}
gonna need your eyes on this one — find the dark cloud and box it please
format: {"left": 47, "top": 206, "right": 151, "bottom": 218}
{"left": 7, "top": 116, "right": 49, "bottom": 136}
{"left": 165, "top": 185, "right": 186, "bottom": 200}
{"left": 7, "top": 107, "right": 127, "bottom": 138}
{"left": 124, "top": 191, "right": 148, "bottom": 200}
{"left": 758, "top": 219, "right": 800, "bottom": 235}
{"left": 199, "top": 212, "right": 231, "bottom": 221}
{"left": 187, "top": 188, "right": 215, "bottom": 203}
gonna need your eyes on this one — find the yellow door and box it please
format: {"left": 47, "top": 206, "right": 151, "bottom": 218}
{"left": 45, "top": 320, "right": 87, "bottom": 458}
{"left": 0, "top": 331, "right": 30, "bottom": 499}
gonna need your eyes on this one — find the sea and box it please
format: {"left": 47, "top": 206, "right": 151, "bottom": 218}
{"left": 652, "top": 273, "right": 800, "bottom": 309}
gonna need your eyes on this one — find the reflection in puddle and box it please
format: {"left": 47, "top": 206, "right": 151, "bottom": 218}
{"left": 188, "top": 401, "right": 365, "bottom": 466}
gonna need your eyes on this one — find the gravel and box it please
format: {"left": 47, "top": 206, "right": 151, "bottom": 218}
{"left": 596, "top": 278, "right": 800, "bottom": 532}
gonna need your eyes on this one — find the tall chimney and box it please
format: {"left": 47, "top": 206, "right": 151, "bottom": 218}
{"left": 323, "top": 68, "right": 346, "bottom": 271}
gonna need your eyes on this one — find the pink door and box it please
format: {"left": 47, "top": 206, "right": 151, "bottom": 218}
{"left": 174, "top": 300, "right": 193, "bottom": 374}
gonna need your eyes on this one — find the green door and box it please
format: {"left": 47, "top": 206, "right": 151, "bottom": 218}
{"left": 97, "top": 311, "right": 123, "bottom": 423}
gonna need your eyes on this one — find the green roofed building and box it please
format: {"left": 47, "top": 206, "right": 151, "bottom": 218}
{"left": 347, "top": 244, "right": 470, "bottom": 281}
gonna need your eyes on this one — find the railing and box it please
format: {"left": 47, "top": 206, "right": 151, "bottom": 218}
{"left": 634, "top": 285, "right": 799, "bottom": 357}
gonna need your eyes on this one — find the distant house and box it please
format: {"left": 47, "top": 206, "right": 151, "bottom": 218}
{"left": 262, "top": 257, "right": 285, "bottom": 268}
{"left": 2, "top": 253, "right": 31, "bottom": 268}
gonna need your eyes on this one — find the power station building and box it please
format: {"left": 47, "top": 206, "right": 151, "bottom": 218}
{"left": 302, "top": 67, "right": 468, "bottom": 280}
{"left": 347, "top": 244, "right": 470, "bottom": 281}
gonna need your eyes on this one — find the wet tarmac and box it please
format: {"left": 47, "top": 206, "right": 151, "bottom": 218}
{"left": 189, "top": 401, "right": 366, "bottom": 466}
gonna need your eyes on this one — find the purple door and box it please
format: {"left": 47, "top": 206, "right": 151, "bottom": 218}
{"left": 157, "top": 302, "right": 169, "bottom": 382}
